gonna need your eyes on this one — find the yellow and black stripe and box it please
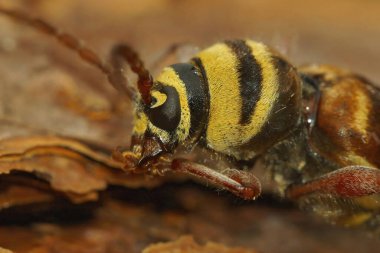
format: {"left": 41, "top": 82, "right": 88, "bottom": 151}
{"left": 224, "top": 40, "right": 263, "bottom": 125}
{"left": 148, "top": 61, "right": 209, "bottom": 146}
{"left": 194, "top": 39, "right": 301, "bottom": 159}
{"left": 144, "top": 39, "right": 301, "bottom": 159}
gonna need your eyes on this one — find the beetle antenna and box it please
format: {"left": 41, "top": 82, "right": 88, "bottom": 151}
{"left": 109, "top": 44, "right": 153, "bottom": 104}
{"left": 0, "top": 8, "right": 153, "bottom": 103}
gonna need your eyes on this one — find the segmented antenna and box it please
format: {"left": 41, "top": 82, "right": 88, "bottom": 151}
{"left": 110, "top": 44, "right": 153, "bottom": 105}
{"left": 0, "top": 8, "right": 153, "bottom": 104}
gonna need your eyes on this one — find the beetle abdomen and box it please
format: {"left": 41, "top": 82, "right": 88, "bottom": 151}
{"left": 301, "top": 65, "right": 380, "bottom": 169}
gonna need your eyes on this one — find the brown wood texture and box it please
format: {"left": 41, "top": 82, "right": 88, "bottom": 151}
{"left": 0, "top": 0, "right": 379, "bottom": 252}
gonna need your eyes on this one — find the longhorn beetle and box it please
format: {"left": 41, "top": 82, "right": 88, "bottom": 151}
{"left": 1, "top": 8, "right": 380, "bottom": 227}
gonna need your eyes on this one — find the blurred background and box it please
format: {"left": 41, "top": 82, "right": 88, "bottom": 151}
{"left": 2, "top": 0, "right": 380, "bottom": 80}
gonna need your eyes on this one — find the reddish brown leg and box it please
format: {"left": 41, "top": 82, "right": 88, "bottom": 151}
{"left": 286, "top": 166, "right": 380, "bottom": 199}
{"left": 0, "top": 8, "right": 153, "bottom": 104}
{"left": 111, "top": 148, "right": 141, "bottom": 172}
{"left": 171, "top": 159, "right": 261, "bottom": 200}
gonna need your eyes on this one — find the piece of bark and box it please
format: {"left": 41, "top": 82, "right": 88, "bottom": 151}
{"left": 0, "top": 183, "right": 54, "bottom": 210}
{"left": 142, "top": 236, "right": 258, "bottom": 253}
{"left": 1, "top": 185, "right": 380, "bottom": 253}
{"left": 0, "top": 135, "right": 165, "bottom": 206}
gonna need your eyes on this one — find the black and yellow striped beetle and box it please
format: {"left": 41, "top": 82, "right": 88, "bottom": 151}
{"left": 2, "top": 8, "right": 380, "bottom": 228}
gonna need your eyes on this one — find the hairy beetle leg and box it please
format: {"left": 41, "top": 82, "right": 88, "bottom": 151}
{"left": 286, "top": 166, "right": 380, "bottom": 199}
{"left": 171, "top": 159, "right": 261, "bottom": 200}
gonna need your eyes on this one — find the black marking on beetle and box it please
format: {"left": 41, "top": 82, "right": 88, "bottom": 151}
{"left": 189, "top": 58, "right": 211, "bottom": 142}
{"left": 145, "top": 83, "right": 181, "bottom": 132}
{"left": 171, "top": 63, "right": 208, "bottom": 138}
{"left": 225, "top": 40, "right": 263, "bottom": 125}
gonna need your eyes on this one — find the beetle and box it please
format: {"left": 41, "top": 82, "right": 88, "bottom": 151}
{"left": 1, "top": 7, "right": 380, "bottom": 228}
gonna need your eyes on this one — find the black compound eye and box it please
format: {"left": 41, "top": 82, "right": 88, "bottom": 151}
{"left": 145, "top": 85, "right": 181, "bottom": 132}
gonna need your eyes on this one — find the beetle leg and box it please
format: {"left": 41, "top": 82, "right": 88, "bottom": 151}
{"left": 171, "top": 159, "right": 261, "bottom": 200}
{"left": 286, "top": 166, "right": 380, "bottom": 199}
{"left": 111, "top": 148, "right": 140, "bottom": 172}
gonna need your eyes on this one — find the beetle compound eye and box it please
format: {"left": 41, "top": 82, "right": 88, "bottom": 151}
{"left": 145, "top": 85, "right": 181, "bottom": 132}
